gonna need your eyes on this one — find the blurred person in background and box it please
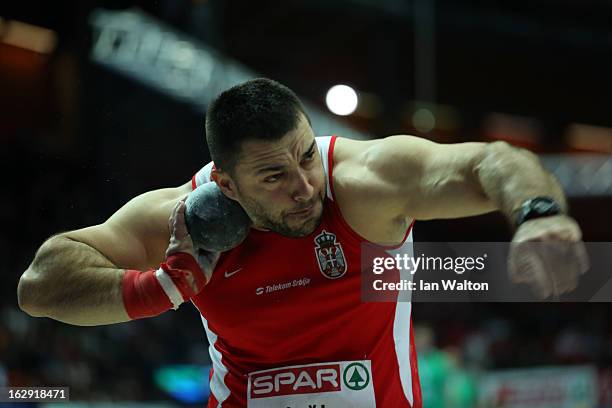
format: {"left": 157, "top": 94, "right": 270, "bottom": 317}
{"left": 415, "top": 325, "right": 450, "bottom": 408}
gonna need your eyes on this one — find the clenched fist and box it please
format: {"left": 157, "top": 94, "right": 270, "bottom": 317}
{"left": 508, "top": 214, "right": 589, "bottom": 299}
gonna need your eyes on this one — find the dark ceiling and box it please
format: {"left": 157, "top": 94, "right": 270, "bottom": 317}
{"left": 2, "top": 0, "right": 612, "bottom": 139}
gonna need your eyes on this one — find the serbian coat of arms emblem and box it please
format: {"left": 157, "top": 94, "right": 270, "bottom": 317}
{"left": 314, "top": 230, "right": 347, "bottom": 279}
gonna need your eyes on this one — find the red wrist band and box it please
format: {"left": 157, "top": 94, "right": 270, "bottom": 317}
{"left": 122, "top": 252, "right": 207, "bottom": 320}
{"left": 122, "top": 269, "right": 173, "bottom": 320}
{"left": 161, "top": 252, "right": 208, "bottom": 300}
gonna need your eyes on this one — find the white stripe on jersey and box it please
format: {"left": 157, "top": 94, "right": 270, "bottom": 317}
{"left": 194, "top": 161, "right": 215, "bottom": 186}
{"left": 201, "top": 314, "right": 231, "bottom": 406}
{"left": 315, "top": 136, "right": 334, "bottom": 200}
{"left": 391, "top": 232, "right": 415, "bottom": 406}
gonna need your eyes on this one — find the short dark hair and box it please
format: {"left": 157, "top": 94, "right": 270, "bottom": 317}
{"left": 205, "top": 78, "right": 309, "bottom": 175}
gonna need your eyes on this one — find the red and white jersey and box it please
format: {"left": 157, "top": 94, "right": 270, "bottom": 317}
{"left": 191, "top": 135, "right": 422, "bottom": 407}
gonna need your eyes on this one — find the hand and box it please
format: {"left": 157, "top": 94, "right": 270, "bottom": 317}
{"left": 508, "top": 214, "right": 589, "bottom": 299}
{"left": 166, "top": 198, "right": 217, "bottom": 286}
{"left": 123, "top": 197, "right": 219, "bottom": 321}
{"left": 166, "top": 197, "right": 197, "bottom": 259}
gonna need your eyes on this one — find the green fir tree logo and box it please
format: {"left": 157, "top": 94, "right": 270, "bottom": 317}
{"left": 343, "top": 362, "right": 370, "bottom": 391}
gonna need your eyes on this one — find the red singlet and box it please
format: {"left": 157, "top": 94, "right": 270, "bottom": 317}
{"left": 191, "top": 136, "right": 422, "bottom": 407}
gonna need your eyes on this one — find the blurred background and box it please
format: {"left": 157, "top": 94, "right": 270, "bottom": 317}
{"left": 1, "top": 0, "right": 611, "bottom": 406}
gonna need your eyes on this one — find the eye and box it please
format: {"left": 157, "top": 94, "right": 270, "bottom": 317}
{"left": 264, "top": 173, "right": 283, "bottom": 183}
{"left": 302, "top": 150, "right": 316, "bottom": 163}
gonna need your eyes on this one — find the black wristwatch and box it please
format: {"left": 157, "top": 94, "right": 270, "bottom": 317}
{"left": 513, "top": 196, "right": 563, "bottom": 227}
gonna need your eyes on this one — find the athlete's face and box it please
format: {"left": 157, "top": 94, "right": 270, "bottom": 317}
{"left": 219, "top": 114, "right": 326, "bottom": 238}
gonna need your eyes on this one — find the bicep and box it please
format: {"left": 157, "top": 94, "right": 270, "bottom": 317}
{"left": 363, "top": 135, "right": 497, "bottom": 220}
{"left": 62, "top": 182, "right": 191, "bottom": 270}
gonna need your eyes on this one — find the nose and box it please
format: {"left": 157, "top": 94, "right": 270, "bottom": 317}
{"left": 291, "top": 169, "right": 314, "bottom": 203}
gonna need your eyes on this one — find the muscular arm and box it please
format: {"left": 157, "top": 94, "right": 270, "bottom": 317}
{"left": 17, "top": 182, "right": 191, "bottom": 326}
{"left": 336, "top": 135, "right": 584, "bottom": 298}
{"left": 336, "top": 135, "right": 565, "bottom": 222}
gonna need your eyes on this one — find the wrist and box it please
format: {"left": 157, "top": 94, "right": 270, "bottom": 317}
{"left": 161, "top": 252, "right": 208, "bottom": 300}
{"left": 122, "top": 252, "right": 208, "bottom": 320}
{"left": 512, "top": 196, "right": 563, "bottom": 228}
{"left": 122, "top": 268, "right": 173, "bottom": 320}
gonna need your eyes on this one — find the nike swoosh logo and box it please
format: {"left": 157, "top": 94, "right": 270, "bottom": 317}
{"left": 224, "top": 268, "right": 242, "bottom": 278}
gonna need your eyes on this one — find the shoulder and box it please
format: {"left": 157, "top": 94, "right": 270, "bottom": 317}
{"left": 330, "top": 135, "right": 424, "bottom": 198}
{"left": 330, "top": 135, "right": 432, "bottom": 177}
{"left": 328, "top": 136, "right": 413, "bottom": 244}
{"left": 330, "top": 136, "right": 374, "bottom": 167}
{"left": 328, "top": 136, "right": 376, "bottom": 189}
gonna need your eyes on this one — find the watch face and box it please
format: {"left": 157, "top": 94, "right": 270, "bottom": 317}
{"left": 517, "top": 197, "right": 561, "bottom": 226}
{"left": 534, "top": 201, "right": 552, "bottom": 212}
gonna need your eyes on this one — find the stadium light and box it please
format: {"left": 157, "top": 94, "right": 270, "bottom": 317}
{"left": 326, "top": 85, "right": 359, "bottom": 116}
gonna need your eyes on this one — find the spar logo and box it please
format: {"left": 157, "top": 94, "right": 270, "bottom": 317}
{"left": 314, "top": 230, "right": 347, "bottom": 279}
{"left": 250, "top": 364, "right": 341, "bottom": 398}
{"left": 343, "top": 362, "right": 370, "bottom": 390}
{"left": 248, "top": 362, "right": 372, "bottom": 399}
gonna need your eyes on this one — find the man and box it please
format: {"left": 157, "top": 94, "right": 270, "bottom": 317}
{"left": 18, "top": 78, "right": 585, "bottom": 407}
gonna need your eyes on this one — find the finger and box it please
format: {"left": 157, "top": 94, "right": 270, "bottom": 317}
{"left": 544, "top": 243, "right": 577, "bottom": 295}
{"left": 169, "top": 199, "right": 182, "bottom": 230}
{"left": 541, "top": 242, "right": 581, "bottom": 297}
{"left": 559, "top": 246, "right": 581, "bottom": 294}
{"left": 508, "top": 242, "right": 533, "bottom": 284}
{"left": 533, "top": 279, "right": 552, "bottom": 300}
{"left": 508, "top": 243, "right": 518, "bottom": 281}
{"left": 523, "top": 242, "right": 580, "bottom": 298}
{"left": 574, "top": 241, "right": 590, "bottom": 275}
{"left": 551, "top": 268, "right": 578, "bottom": 294}
{"left": 546, "top": 241, "right": 585, "bottom": 295}
{"left": 509, "top": 258, "right": 533, "bottom": 283}
{"left": 174, "top": 201, "right": 189, "bottom": 239}
{"left": 525, "top": 247, "right": 553, "bottom": 299}
{"left": 561, "top": 274, "right": 579, "bottom": 293}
